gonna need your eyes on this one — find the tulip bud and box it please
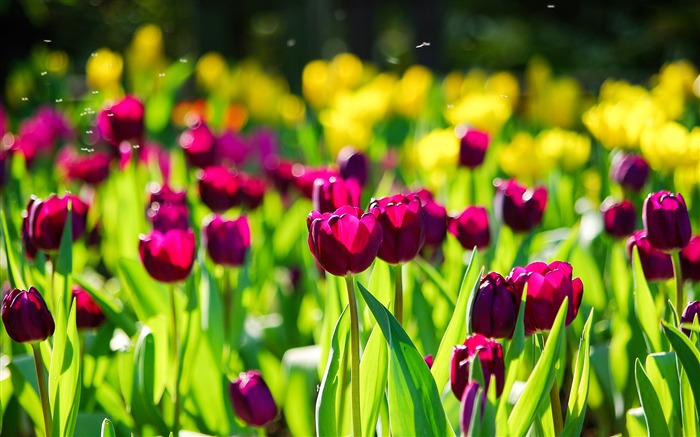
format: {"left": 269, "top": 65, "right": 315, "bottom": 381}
{"left": 459, "top": 128, "right": 490, "bottom": 169}
{"left": 307, "top": 205, "right": 382, "bottom": 276}
{"left": 72, "top": 286, "right": 106, "bottom": 330}
{"left": 601, "top": 198, "right": 636, "bottom": 239}
{"left": 148, "top": 182, "right": 188, "bottom": 208}
{"left": 368, "top": 194, "right": 424, "bottom": 264}
{"left": 413, "top": 189, "right": 447, "bottom": 248}
{"left": 238, "top": 174, "right": 266, "bottom": 210}
{"left": 626, "top": 230, "right": 674, "bottom": 281}
{"left": 337, "top": 146, "right": 369, "bottom": 187}
{"left": 97, "top": 95, "right": 145, "bottom": 147}
{"left": 27, "top": 194, "right": 90, "bottom": 252}
{"left": 147, "top": 204, "right": 190, "bottom": 233}
{"left": 460, "top": 381, "right": 485, "bottom": 436}
{"left": 21, "top": 198, "right": 39, "bottom": 261}
{"left": 312, "top": 176, "right": 361, "bottom": 213}
{"left": 610, "top": 152, "right": 650, "bottom": 193}
{"left": 424, "top": 354, "right": 434, "bottom": 369}
{"left": 56, "top": 147, "right": 112, "bottom": 186}
{"left": 680, "top": 236, "right": 700, "bottom": 283}
{"left": 448, "top": 206, "right": 491, "bottom": 251}
{"left": 493, "top": 179, "right": 547, "bottom": 233}
{"left": 507, "top": 261, "right": 583, "bottom": 334}
{"left": 294, "top": 167, "right": 339, "bottom": 199}
{"left": 229, "top": 370, "right": 278, "bottom": 427}
{"left": 138, "top": 229, "right": 196, "bottom": 283}
{"left": 471, "top": 272, "right": 517, "bottom": 339}
{"left": 203, "top": 215, "right": 250, "bottom": 267}
{"left": 179, "top": 122, "right": 217, "bottom": 169}
{"left": 642, "top": 191, "right": 691, "bottom": 252}
{"left": 1, "top": 287, "right": 55, "bottom": 343}
{"left": 198, "top": 166, "right": 240, "bottom": 213}
{"left": 264, "top": 157, "right": 296, "bottom": 195}
{"left": 681, "top": 301, "right": 700, "bottom": 336}
{"left": 450, "top": 334, "right": 504, "bottom": 399}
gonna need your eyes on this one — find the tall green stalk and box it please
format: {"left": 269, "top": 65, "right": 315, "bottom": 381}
{"left": 344, "top": 273, "right": 362, "bottom": 436}
{"left": 31, "top": 343, "right": 52, "bottom": 437}
{"left": 394, "top": 264, "right": 404, "bottom": 325}
{"left": 672, "top": 251, "right": 684, "bottom": 314}
{"left": 170, "top": 285, "right": 181, "bottom": 436}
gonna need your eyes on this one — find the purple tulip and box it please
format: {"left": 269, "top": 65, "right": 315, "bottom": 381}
{"left": 264, "top": 157, "right": 297, "bottom": 195}
{"left": 229, "top": 370, "right": 278, "bottom": 427}
{"left": 179, "top": 122, "right": 217, "bottom": 169}
{"left": 2, "top": 287, "right": 55, "bottom": 343}
{"left": 424, "top": 354, "right": 434, "bottom": 369}
{"left": 681, "top": 301, "right": 700, "bottom": 336}
{"left": 368, "top": 194, "right": 425, "bottom": 264}
{"left": 203, "top": 215, "right": 251, "bottom": 267}
{"left": 507, "top": 261, "right": 584, "bottom": 334}
{"left": 413, "top": 189, "right": 447, "bottom": 248}
{"left": 21, "top": 198, "right": 39, "bottom": 261}
{"left": 680, "top": 236, "right": 700, "bottom": 283}
{"left": 459, "top": 128, "right": 490, "bottom": 168}
{"left": 601, "top": 198, "right": 636, "bottom": 239}
{"left": 56, "top": 146, "right": 112, "bottom": 186}
{"left": 626, "top": 230, "right": 674, "bottom": 281}
{"left": 642, "top": 191, "right": 691, "bottom": 252}
{"left": 312, "top": 176, "right": 361, "bottom": 213}
{"left": 217, "top": 130, "right": 250, "bottom": 166}
{"left": 337, "top": 146, "right": 369, "bottom": 187}
{"left": 138, "top": 229, "right": 196, "bottom": 283}
{"left": 27, "top": 194, "right": 89, "bottom": 252}
{"left": 448, "top": 206, "right": 491, "bottom": 251}
{"left": 198, "top": 166, "right": 240, "bottom": 212}
{"left": 471, "top": 272, "right": 518, "bottom": 339}
{"left": 610, "top": 152, "right": 650, "bottom": 193}
{"left": 239, "top": 174, "right": 267, "bottom": 210}
{"left": 148, "top": 204, "right": 190, "bottom": 232}
{"left": 307, "top": 205, "right": 382, "bottom": 277}
{"left": 72, "top": 286, "right": 106, "bottom": 330}
{"left": 450, "top": 334, "right": 504, "bottom": 399}
{"left": 97, "top": 95, "right": 145, "bottom": 147}
{"left": 148, "top": 183, "right": 187, "bottom": 208}
{"left": 494, "top": 179, "right": 547, "bottom": 233}
{"left": 460, "top": 381, "right": 485, "bottom": 436}
{"left": 294, "top": 166, "right": 339, "bottom": 199}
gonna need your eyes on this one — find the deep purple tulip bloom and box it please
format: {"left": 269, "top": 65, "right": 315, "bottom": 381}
{"left": 294, "top": 166, "right": 339, "bottom": 199}
{"left": 72, "top": 286, "right": 106, "bottom": 330}
{"left": 97, "top": 95, "right": 145, "bottom": 147}
{"left": 680, "top": 236, "right": 700, "bottom": 283}
{"left": 307, "top": 205, "right": 382, "bottom": 276}
{"left": 413, "top": 189, "right": 447, "bottom": 248}
{"left": 460, "top": 381, "right": 485, "bottom": 436}
{"left": 179, "top": 122, "right": 217, "bottom": 169}
{"left": 450, "top": 334, "right": 504, "bottom": 399}
{"left": 337, "top": 146, "right": 369, "bottom": 187}
{"left": 2, "top": 287, "right": 55, "bottom": 343}
{"left": 459, "top": 128, "right": 490, "bottom": 168}
{"left": 239, "top": 175, "right": 267, "bottom": 210}
{"left": 148, "top": 182, "right": 188, "bottom": 208}
{"left": 368, "top": 194, "right": 424, "bottom": 264}
{"left": 56, "top": 147, "right": 112, "bottom": 186}
{"left": 424, "top": 354, "right": 434, "bottom": 369}
{"left": 0, "top": 149, "right": 8, "bottom": 187}
{"left": 610, "top": 152, "right": 650, "bottom": 193}
{"left": 21, "top": 198, "right": 39, "bottom": 261}
{"left": 494, "top": 179, "right": 547, "bottom": 233}
{"left": 312, "top": 176, "right": 361, "bottom": 213}
{"left": 138, "top": 229, "right": 196, "bottom": 283}
{"left": 642, "top": 191, "right": 691, "bottom": 252}
{"left": 148, "top": 204, "right": 190, "bottom": 232}
{"left": 681, "top": 301, "right": 700, "bottom": 336}
{"left": 601, "top": 198, "right": 636, "bottom": 239}
{"left": 626, "top": 230, "right": 674, "bottom": 281}
{"left": 264, "top": 157, "right": 297, "bottom": 195}
{"left": 27, "top": 194, "right": 89, "bottom": 252}
{"left": 448, "top": 206, "right": 491, "bottom": 251}
{"left": 198, "top": 166, "right": 240, "bottom": 212}
{"left": 217, "top": 130, "right": 250, "bottom": 166}
{"left": 203, "top": 215, "right": 251, "bottom": 267}
{"left": 229, "top": 370, "right": 278, "bottom": 427}
{"left": 471, "top": 272, "right": 518, "bottom": 339}
{"left": 507, "top": 261, "right": 584, "bottom": 335}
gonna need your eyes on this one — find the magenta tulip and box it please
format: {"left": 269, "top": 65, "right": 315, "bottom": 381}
{"left": 368, "top": 194, "right": 424, "bottom": 264}
{"left": 337, "top": 146, "right": 369, "bottom": 187}
{"left": 450, "top": 334, "right": 504, "bottom": 399}
{"left": 27, "top": 194, "right": 89, "bottom": 252}
{"left": 471, "top": 272, "right": 518, "bottom": 339}
{"left": 2, "top": 287, "right": 55, "bottom": 343}
{"left": 198, "top": 166, "right": 240, "bottom": 212}
{"left": 459, "top": 128, "right": 490, "bottom": 168}
{"left": 179, "top": 122, "right": 217, "bottom": 169}
{"left": 626, "top": 230, "right": 674, "bottom": 281}
{"left": 97, "top": 95, "right": 145, "bottom": 147}
{"left": 494, "top": 179, "right": 547, "bottom": 233}
{"left": 413, "top": 189, "right": 447, "bottom": 248}
{"left": 72, "top": 286, "right": 106, "bottom": 330}
{"left": 448, "top": 206, "right": 491, "bottom": 251}
{"left": 680, "top": 236, "right": 700, "bottom": 283}
{"left": 229, "top": 370, "right": 278, "bottom": 427}
{"left": 601, "top": 198, "right": 636, "bottom": 239}
{"left": 642, "top": 191, "right": 691, "bottom": 252}
{"left": 312, "top": 176, "right": 361, "bottom": 213}
{"left": 138, "top": 229, "right": 196, "bottom": 283}
{"left": 610, "top": 152, "right": 650, "bottom": 193}
{"left": 203, "top": 215, "right": 251, "bottom": 267}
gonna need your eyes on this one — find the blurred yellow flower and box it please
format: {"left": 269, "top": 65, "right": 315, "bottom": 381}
{"left": 129, "top": 24, "right": 164, "bottom": 67}
{"left": 442, "top": 71, "right": 463, "bottom": 104}
{"left": 655, "top": 60, "right": 698, "bottom": 96}
{"left": 498, "top": 132, "right": 554, "bottom": 180}
{"left": 412, "top": 128, "right": 460, "bottom": 189}
{"left": 393, "top": 65, "right": 433, "bottom": 118}
{"left": 196, "top": 52, "right": 228, "bottom": 93}
{"left": 445, "top": 93, "right": 512, "bottom": 136}
{"left": 330, "top": 53, "right": 364, "bottom": 90}
{"left": 246, "top": 73, "right": 287, "bottom": 123}
{"left": 486, "top": 71, "right": 520, "bottom": 110}
{"left": 526, "top": 76, "right": 583, "bottom": 128}
{"left": 536, "top": 128, "right": 591, "bottom": 171}
{"left": 86, "top": 48, "right": 123, "bottom": 90}
{"left": 582, "top": 96, "right": 665, "bottom": 149}
{"left": 460, "top": 68, "right": 488, "bottom": 96}
{"left": 46, "top": 51, "right": 69, "bottom": 75}
{"left": 640, "top": 122, "right": 700, "bottom": 172}
{"left": 278, "top": 94, "right": 306, "bottom": 126}
{"left": 319, "top": 108, "right": 371, "bottom": 156}
{"left": 303, "top": 59, "right": 331, "bottom": 109}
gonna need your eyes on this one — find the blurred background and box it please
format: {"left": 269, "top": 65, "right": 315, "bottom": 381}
{"left": 3, "top": 0, "right": 700, "bottom": 98}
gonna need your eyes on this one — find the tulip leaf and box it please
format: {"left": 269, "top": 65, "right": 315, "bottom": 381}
{"left": 661, "top": 320, "right": 700, "bottom": 422}
{"left": 55, "top": 208, "right": 72, "bottom": 277}
{"left": 507, "top": 298, "right": 568, "bottom": 437}
{"left": 117, "top": 257, "right": 170, "bottom": 322}
{"left": 413, "top": 255, "right": 455, "bottom": 307}
{"left": 634, "top": 359, "right": 671, "bottom": 437}
{"left": 8, "top": 359, "right": 45, "bottom": 437}
{"left": 680, "top": 365, "right": 698, "bottom": 437}
{"left": 358, "top": 282, "right": 454, "bottom": 437}
{"left": 645, "top": 352, "right": 682, "bottom": 435}
{"left": 360, "top": 324, "right": 389, "bottom": 436}
{"left": 562, "top": 309, "right": 593, "bottom": 437}
{"left": 627, "top": 407, "right": 649, "bottom": 436}
{"left": 49, "top": 303, "right": 81, "bottom": 437}
{"left": 132, "top": 326, "right": 169, "bottom": 435}
{"left": 282, "top": 346, "right": 320, "bottom": 437}
{"left": 100, "top": 418, "right": 116, "bottom": 437}
{"left": 632, "top": 246, "right": 663, "bottom": 353}
{"left": 316, "top": 307, "right": 349, "bottom": 437}
{"left": 73, "top": 275, "right": 138, "bottom": 337}
{"left": 0, "top": 208, "right": 26, "bottom": 289}
{"left": 431, "top": 249, "right": 481, "bottom": 395}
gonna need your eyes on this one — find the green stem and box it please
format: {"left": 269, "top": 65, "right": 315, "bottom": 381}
{"left": 469, "top": 168, "right": 477, "bottom": 206}
{"left": 344, "top": 273, "right": 362, "bottom": 437}
{"left": 549, "top": 377, "right": 564, "bottom": 435}
{"left": 393, "top": 264, "right": 404, "bottom": 325}
{"left": 672, "top": 250, "right": 684, "bottom": 314}
{"left": 222, "top": 267, "right": 232, "bottom": 369}
{"left": 31, "top": 343, "right": 52, "bottom": 437}
{"left": 169, "top": 285, "right": 181, "bottom": 436}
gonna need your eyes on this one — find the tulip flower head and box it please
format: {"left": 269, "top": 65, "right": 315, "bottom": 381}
{"left": 97, "top": 95, "right": 145, "bottom": 147}
{"left": 642, "top": 191, "right": 691, "bottom": 252}
{"left": 471, "top": 272, "right": 518, "bottom": 339}
{"left": 450, "top": 334, "right": 505, "bottom": 399}
{"left": 26, "top": 194, "right": 89, "bottom": 253}
{"left": 1, "top": 287, "right": 55, "bottom": 343}
{"left": 312, "top": 176, "right": 361, "bottom": 213}
{"left": 507, "top": 261, "right": 583, "bottom": 334}
{"left": 413, "top": 189, "right": 447, "bottom": 248}
{"left": 681, "top": 301, "right": 700, "bottom": 336}
{"left": 72, "top": 286, "right": 106, "bottom": 330}
{"left": 147, "top": 203, "right": 190, "bottom": 233}
{"left": 203, "top": 215, "right": 251, "bottom": 267}
{"left": 238, "top": 174, "right": 266, "bottom": 210}
{"left": 626, "top": 230, "right": 674, "bottom": 281}
{"left": 610, "top": 152, "right": 650, "bottom": 193}
{"left": 460, "top": 381, "right": 486, "bottom": 436}
{"left": 459, "top": 127, "right": 490, "bottom": 169}
{"left": 139, "top": 229, "right": 196, "bottom": 283}
{"left": 179, "top": 122, "right": 217, "bottom": 169}
{"left": 337, "top": 146, "right": 369, "bottom": 187}
{"left": 493, "top": 179, "right": 547, "bottom": 233}
{"left": 197, "top": 166, "right": 240, "bottom": 212}
{"left": 307, "top": 206, "right": 382, "bottom": 276}
{"left": 229, "top": 370, "right": 278, "bottom": 427}
{"left": 368, "top": 194, "right": 424, "bottom": 264}
{"left": 56, "top": 147, "right": 112, "bottom": 186}
{"left": 601, "top": 198, "right": 636, "bottom": 239}
{"left": 680, "top": 236, "right": 700, "bottom": 283}
{"left": 448, "top": 206, "right": 491, "bottom": 251}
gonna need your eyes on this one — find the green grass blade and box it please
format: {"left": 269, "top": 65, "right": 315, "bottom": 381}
{"left": 632, "top": 246, "right": 663, "bottom": 352}
{"left": 562, "top": 309, "right": 593, "bottom": 437}
{"left": 316, "top": 307, "right": 349, "bottom": 437}
{"left": 634, "top": 359, "right": 671, "bottom": 437}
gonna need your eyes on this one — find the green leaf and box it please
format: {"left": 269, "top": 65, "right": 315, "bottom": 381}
{"left": 117, "top": 257, "right": 169, "bottom": 322}
{"left": 8, "top": 360, "right": 45, "bottom": 437}
{"left": 132, "top": 326, "right": 169, "bottom": 435}
{"left": 661, "top": 320, "right": 700, "bottom": 423}
{"left": 282, "top": 346, "right": 320, "bottom": 437}
{"left": 507, "top": 298, "right": 568, "bottom": 437}
{"left": 101, "top": 418, "right": 116, "bottom": 437}
{"left": 360, "top": 325, "right": 389, "bottom": 436}
{"left": 645, "top": 352, "right": 682, "bottom": 435}
{"left": 680, "top": 366, "right": 698, "bottom": 437}
{"left": 358, "top": 282, "right": 453, "bottom": 437}
{"left": 632, "top": 246, "right": 663, "bottom": 352}
{"left": 316, "top": 307, "right": 349, "bottom": 437}
{"left": 0, "top": 208, "right": 26, "bottom": 289}
{"left": 635, "top": 359, "right": 671, "bottom": 437}
{"left": 627, "top": 407, "right": 649, "bottom": 436}
{"left": 562, "top": 309, "right": 594, "bottom": 437}
{"left": 49, "top": 303, "right": 81, "bottom": 437}
{"left": 431, "top": 249, "right": 481, "bottom": 395}
{"left": 55, "top": 207, "right": 72, "bottom": 276}
{"left": 413, "top": 256, "right": 455, "bottom": 307}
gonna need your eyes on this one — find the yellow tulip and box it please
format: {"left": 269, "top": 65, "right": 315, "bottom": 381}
{"left": 445, "top": 93, "right": 512, "bottom": 137}
{"left": 640, "top": 121, "right": 698, "bottom": 172}
{"left": 412, "top": 128, "right": 460, "bottom": 189}
{"left": 498, "top": 132, "right": 554, "bottom": 180}
{"left": 196, "top": 52, "right": 228, "bottom": 93}
{"left": 536, "top": 128, "right": 591, "bottom": 171}
{"left": 86, "top": 48, "right": 123, "bottom": 90}
{"left": 393, "top": 65, "right": 433, "bottom": 118}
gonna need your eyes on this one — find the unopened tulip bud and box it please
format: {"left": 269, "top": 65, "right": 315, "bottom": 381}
{"left": 229, "top": 370, "right": 278, "bottom": 427}
{"left": 2, "top": 287, "right": 55, "bottom": 343}
{"left": 642, "top": 191, "right": 691, "bottom": 252}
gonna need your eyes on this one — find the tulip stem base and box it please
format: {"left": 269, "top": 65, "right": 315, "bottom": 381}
{"left": 672, "top": 250, "right": 684, "bottom": 315}
{"left": 549, "top": 376, "right": 563, "bottom": 435}
{"left": 170, "top": 286, "right": 181, "bottom": 436}
{"left": 32, "top": 343, "right": 52, "bottom": 437}
{"left": 345, "top": 273, "right": 362, "bottom": 437}
{"left": 394, "top": 264, "right": 403, "bottom": 325}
